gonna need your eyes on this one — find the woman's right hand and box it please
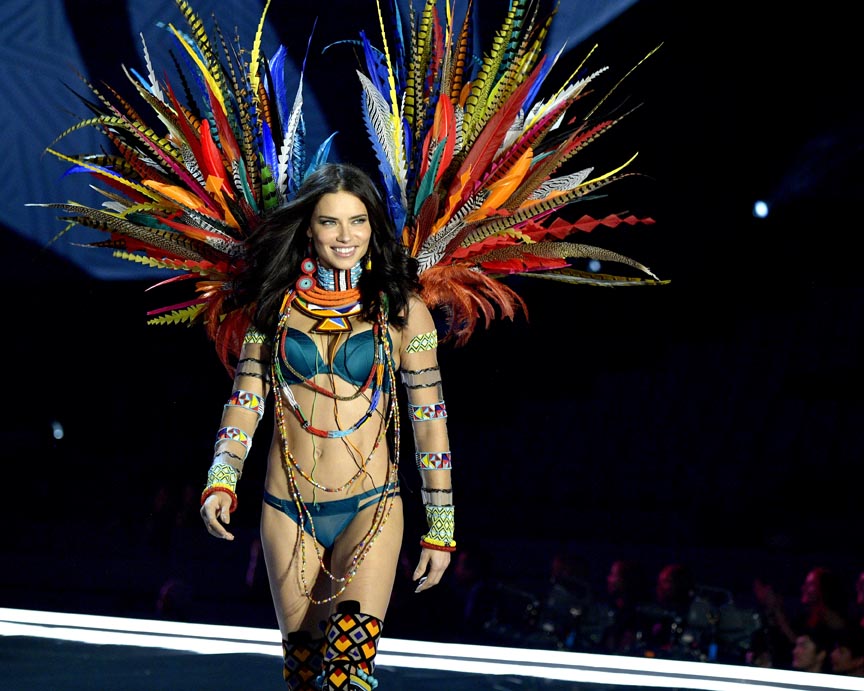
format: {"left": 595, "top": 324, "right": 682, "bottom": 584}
{"left": 200, "top": 491, "right": 235, "bottom": 540}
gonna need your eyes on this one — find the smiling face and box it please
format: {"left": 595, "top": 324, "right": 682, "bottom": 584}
{"left": 307, "top": 191, "right": 372, "bottom": 271}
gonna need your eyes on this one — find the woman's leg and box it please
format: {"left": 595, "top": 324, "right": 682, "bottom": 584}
{"left": 320, "top": 496, "right": 404, "bottom": 689}
{"left": 261, "top": 502, "right": 327, "bottom": 689}
{"left": 332, "top": 495, "right": 404, "bottom": 617}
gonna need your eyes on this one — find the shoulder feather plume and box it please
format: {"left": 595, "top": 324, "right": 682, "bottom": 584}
{"left": 354, "top": 0, "right": 667, "bottom": 345}
{"left": 30, "top": 0, "right": 333, "bottom": 373}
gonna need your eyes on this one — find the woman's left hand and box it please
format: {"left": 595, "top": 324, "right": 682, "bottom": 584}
{"left": 413, "top": 548, "right": 451, "bottom": 593}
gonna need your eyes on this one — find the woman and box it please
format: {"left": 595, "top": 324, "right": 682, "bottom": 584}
{"left": 199, "top": 163, "right": 455, "bottom": 690}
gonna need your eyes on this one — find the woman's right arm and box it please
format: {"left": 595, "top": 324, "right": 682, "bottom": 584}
{"left": 200, "top": 328, "right": 271, "bottom": 540}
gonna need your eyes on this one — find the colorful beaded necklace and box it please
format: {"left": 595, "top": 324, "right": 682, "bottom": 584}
{"left": 292, "top": 261, "right": 362, "bottom": 333}
{"left": 275, "top": 292, "right": 387, "bottom": 438}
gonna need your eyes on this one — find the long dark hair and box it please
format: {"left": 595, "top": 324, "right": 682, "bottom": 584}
{"left": 237, "top": 163, "right": 421, "bottom": 338}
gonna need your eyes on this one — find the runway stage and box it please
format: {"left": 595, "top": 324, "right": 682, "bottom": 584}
{"left": 3, "top": 608, "right": 864, "bottom": 691}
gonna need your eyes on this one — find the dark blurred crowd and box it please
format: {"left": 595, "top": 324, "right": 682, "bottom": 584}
{"left": 387, "top": 546, "right": 864, "bottom": 677}
{"left": 140, "top": 478, "right": 864, "bottom": 677}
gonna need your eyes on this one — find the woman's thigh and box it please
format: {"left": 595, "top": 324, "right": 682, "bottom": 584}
{"left": 260, "top": 502, "right": 324, "bottom": 635}
{"left": 330, "top": 495, "right": 405, "bottom": 621}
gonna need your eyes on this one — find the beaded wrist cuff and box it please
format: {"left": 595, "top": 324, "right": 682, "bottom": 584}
{"left": 201, "top": 462, "right": 239, "bottom": 513}
{"left": 420, "top": 504, "right": 455, "bottom": 551}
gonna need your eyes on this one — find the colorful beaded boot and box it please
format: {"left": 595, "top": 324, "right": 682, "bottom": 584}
{"left": 319, "top": 600, "right": 382, "bottom": 690}
{"left": 283, "top": 630, "right": 325, "bottom": 691}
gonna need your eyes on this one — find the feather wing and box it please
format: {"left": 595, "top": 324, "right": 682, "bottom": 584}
{"left": 34, "top": 1, "right": 335, "bottom": 372}
{"left": 354, "top": 0, "right": 665, "bottom": 344}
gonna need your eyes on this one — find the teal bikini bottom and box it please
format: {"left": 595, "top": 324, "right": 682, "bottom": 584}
{"left": 263, "top": 483, "right": 400, "bottom": 549}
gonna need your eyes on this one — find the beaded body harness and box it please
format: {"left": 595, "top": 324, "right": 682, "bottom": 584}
{"left": 271, "top": 263, "right": 401, "bottom": 603}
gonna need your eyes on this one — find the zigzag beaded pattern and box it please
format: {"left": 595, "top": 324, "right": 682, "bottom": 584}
{"left": 423, "top": 504, "right": 455, "bottom": 546}
{"left": 405, "top": 330, "right": 437, "bottom": 353}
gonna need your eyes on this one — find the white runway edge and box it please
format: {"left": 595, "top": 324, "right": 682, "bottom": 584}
{"left": 2, "top": 607, "right": 863, "bottom": 691}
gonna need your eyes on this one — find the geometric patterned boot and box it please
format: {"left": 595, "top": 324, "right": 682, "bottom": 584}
{"left": 282, "top": 630, "right": 326, "bottom": 691}
{"left": 319, "top": 600, "right": 383, "bottom": 690}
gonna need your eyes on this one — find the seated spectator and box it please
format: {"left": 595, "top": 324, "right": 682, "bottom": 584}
{"left": 745, "top": 627, "right": 775, "bottom": 668}
{"left": 830, "top": 625, "right": 864, "bottom": 676}
{"left": 800, "top": 566, "right": 849, "bottom": 632}
{"left": 791, "top": 626, "right": 833, "bottom": 673}
{"left": 535, "top": 548, "right": 594, "bottom": 650}
{"left": 642, "top": 562, "right": 702, "bottom": 658}
{"left": 598, "top": 558, "right": 651, "bottom": 655}
{"left": 753, "top": 565, "right": 850, "bottom": 669}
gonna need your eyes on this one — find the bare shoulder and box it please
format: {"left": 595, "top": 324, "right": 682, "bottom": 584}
{"left": 404, "top": 294, "right": 435, "bottom": 331}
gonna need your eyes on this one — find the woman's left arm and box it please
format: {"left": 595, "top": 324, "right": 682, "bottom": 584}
{"left": 399, "top": 296, "right": 454, "bottom": 592}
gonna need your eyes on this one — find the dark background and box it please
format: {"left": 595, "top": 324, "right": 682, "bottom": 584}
{"left": 2, "top": 0, "right": 863, "bottom": 655}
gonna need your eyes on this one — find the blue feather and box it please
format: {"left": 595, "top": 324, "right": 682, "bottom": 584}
{"left": 128, "top": 67, "right": 156, "bottom": 96}
{"left": 305, "top": 131, "right": 339, "bottom": 180}
{"left": 522, "top": 56, "right": 557, "bottom": 115}
{"left": 360, "top": 30, "right": 390, "bottom": 105}
{"left": 268, "top": 45, "right": 289, "bottom": 134}
{"left": 384, "top": 0, "right": 406, "bottom": 91}
{"left": 259, "top": 120, "right": 279, "bottom": 183}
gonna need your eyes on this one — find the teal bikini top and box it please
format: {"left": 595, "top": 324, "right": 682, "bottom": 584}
{"left": 278, "top": 327, "right": 393, "bottom": 391}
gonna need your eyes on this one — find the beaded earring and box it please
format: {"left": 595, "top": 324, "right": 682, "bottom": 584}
{"left": 364, "top": 254, "right": 372, "bottom": 271}
{"left": 296, "top": 256, "right": 317, "bottom": 291}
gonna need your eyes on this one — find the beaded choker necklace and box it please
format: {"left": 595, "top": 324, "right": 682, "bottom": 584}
{"left": 294, "top": 263, "right": 362, "bottom": 333}
{"left": 317, "top": 262, "right": 362, "bottom": 291}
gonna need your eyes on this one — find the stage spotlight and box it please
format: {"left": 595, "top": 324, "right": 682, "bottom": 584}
{"left": 752, "top": 200, "right": 769, "bottom": 218}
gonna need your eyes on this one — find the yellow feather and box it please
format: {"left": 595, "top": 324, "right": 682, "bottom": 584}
{"left": 167, "top": 23, "right": 226, "bottom": 115}
{"left": 375, "top": 0, "right": 403, "bottom": 166}
{"left": 249, "top": 0, "right": 273, "bottom": 107}
{"left": 44, "top": 148, "right": 158, "bottom": 201}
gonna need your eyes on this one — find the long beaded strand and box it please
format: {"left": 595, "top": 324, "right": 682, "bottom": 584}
{"left": 272, "top": 293, "right": 402, "bottom": 603}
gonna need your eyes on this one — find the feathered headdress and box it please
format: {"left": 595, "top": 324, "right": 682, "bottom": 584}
{"left": 30, "top": 0, "right": 335, "bottom": 371}
{"left": 349, "top": 0, "right": 666, "bottom": 344}
{"left": 32, "top": 0, "right": 665, "bottom": 368}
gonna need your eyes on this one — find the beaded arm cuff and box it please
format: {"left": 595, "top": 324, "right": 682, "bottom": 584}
{"left": 201, "top": 462, "right": 239, "bottom": 512}
{"left": 420, "top": 504, "right": 456, "bottom": 552}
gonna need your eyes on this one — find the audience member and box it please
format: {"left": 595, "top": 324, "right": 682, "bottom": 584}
{"left": 791, "top": 626, "right": 833, "bottom": 673}
{"left": 854, "top": 570, "right": 864, "bottom": 629}
{"left": 534, "top": 548, "right": 594, "bottom": 649}
{"left": 745, "top": 627, "right": 775, "bottom": 668}
{"left": 753, "top": 565, "right": 850, "bottom": 669}
{"left": 598, "top": 558, "right": 651, "bottom": 655}
{"left": 830, "top": 625, "right": 864, "bottom": 676}
{"left": 751, "top": 575, "right": 796, "bottom": 668}
{"left": 642, "top": 562, "right": 703, "bottom": 658}
{"left": 800, "top": 566, "right": 849, "bottom": 632}
{"left": 449, "top": 544, "right": 499, "bottom": 643}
